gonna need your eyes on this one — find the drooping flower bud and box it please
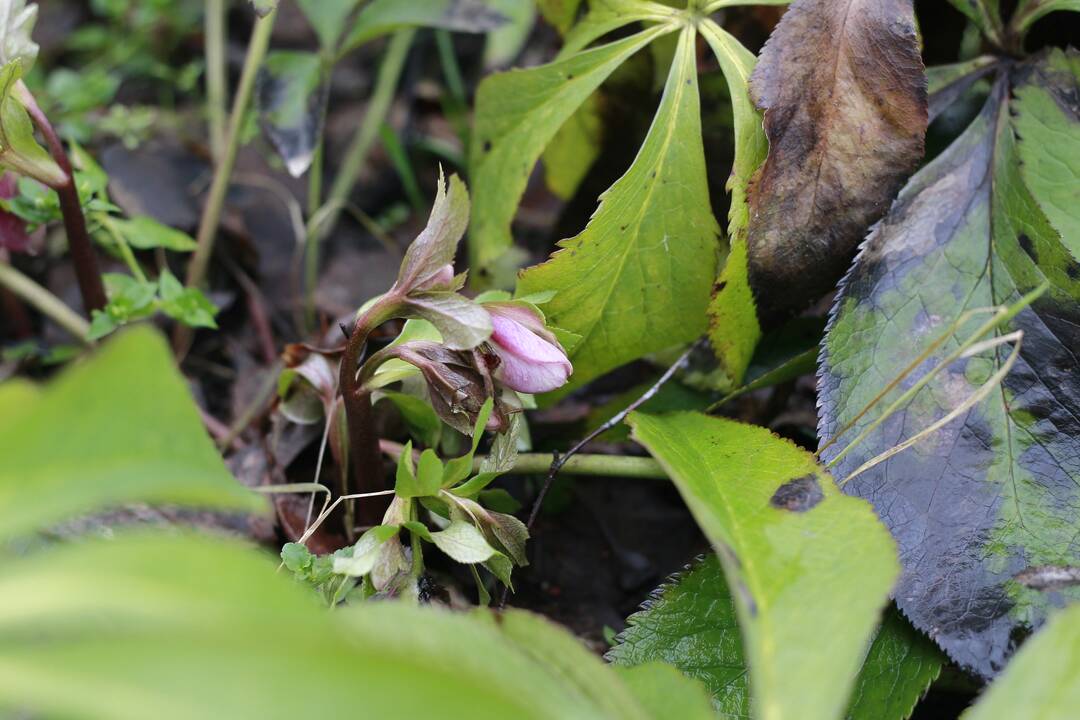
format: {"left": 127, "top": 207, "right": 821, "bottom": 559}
{"left": 392, "top": 341, "right": 510, "bottom": 435}
{"left": 482, "top": 303, "right": 572, "bottom": 394}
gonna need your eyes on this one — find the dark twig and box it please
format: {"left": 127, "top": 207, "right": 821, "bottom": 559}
{"left": 497, "top": 339, "right": 700, "bottom": 609}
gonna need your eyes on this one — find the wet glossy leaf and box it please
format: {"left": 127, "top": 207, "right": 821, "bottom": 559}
{"left": 257, "top": 51, "right": 327, "bottom": 178}
{"left": 818, "top": 51, "right": 1080, "bottom": 678}
{"left": 846, "top": 611, "right": 944, "bottom": 720}
{"left": 469, "top": 27, "right": 665, "bottom": 270}
{"left": 964, "top": 604, "right": 1080, "bottom": 720}
{"left": 607, "top": 555, "right": 751, "bottom": 717}
{"left": 0, "top": 328, "right": 265, "bottom": 541}
{"left": 628, "top": 412, "right": 898, "bottom": 720}
{"left": 517, "top": 29, "right": 721, "bottom": 389}
{"left": 341, "top": 0, "right": 505, "bottom": 55}
{"left": 746, "top": 0, "right": 927, "bottom": 318}
{"left": 609, "top": 555, "right": 943, "bottom": 719}
{"left": 0, "top": 0, "right": 38, "bottom": 68}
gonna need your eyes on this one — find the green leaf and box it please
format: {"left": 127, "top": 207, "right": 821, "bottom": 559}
{"left": 342, "top": 0, "right": 506, "bottom": 56}
{"left": 112, "top": 216, "right": 197, "bottom": 251}
{"left": 818, "top": 52, "right": 1080, "bottom": 678}
{"left": 377, "top": 389, "right": 442, "bottom": 447}
{"left": 1012, "top": 0, "right": 1080, "bottom": 33}
{"left": 699, "top": 19, "right": 767, "bottom": 387}
{"left": 416, "top": 448, "right": 445, "bottom": 497}
{"left": 394, "top": 440, "right": 421, "bottom": 497}
{"left": 947, "top": 0, "right": 1004, "bottom": 43}
{"left": 483, "top": 608, "right": 654, "bottom": 720}
{"left": 430, "top": 519, "right": 497, "bottom": 564}
{"left": 614, "top": 663, "right": 716, "bottom": 720}
{"left": 442, "top": 397, "right": 493, "bottom": 486}
{"left": 398, "top": 293, "right": 490, "bottom": 351}
{"left": 257, "top": 50, "right": 327, "bottom": 178}
{"left": 397, "top": 171, "right": 469, "bottom": 291}
{"left": 296, "top": 0, "right": 358, "bottom": 48}
{"left": 332, "top": 525, "right": 400, "bottom": 576}
{"left": 964, "top": 604, "right": 1080, "bottom": 720}
{"left": 517, "top": 28, "right": 721, "bottom": 389}
{"left": 846, "top": 610, "right": 944, "bottom": 720}
{"left": 469, "top": 27, "right": 667, "bottom": 271}
{"left": 0, "top": 327, "right": 265, "bottom": 541}
{"left": 0, "top": 61, "right": 66, "bottom": 187}
{"left": 609, "top": 555, "right": 943, "bottom": 720}
{"left": 542, "top": 93, "right": 602, "bottom": 200}
{"left": 0, "top": 531, "right": 665, "bottom": 719}
{"left": 628, "top": 411, "right": 898, "bottom": 720}
{"left": 158, "top": 269, "right": 219, "bottom": 329}
{"left": 536, "top": 0, "right": 582, "bottom": 35}
{"left": 607, "top": 555, "right": 751, "bottom": 717}
{"left": 0, "top": 0, "right": 38, "bottom": 68}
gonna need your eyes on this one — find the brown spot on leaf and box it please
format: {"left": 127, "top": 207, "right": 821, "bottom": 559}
{"left": 746, "top": 0, "right": 927, "bottom": 320}
{"left": 770, "top": 474, "right": 824, "bottom": 512}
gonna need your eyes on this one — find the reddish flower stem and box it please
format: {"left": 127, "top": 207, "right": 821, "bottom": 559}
{"left": 338, "top": 294, "right": 402, "bottom": 527}
{"left": 18, "top": 82, "right": 106, "bottom": 314}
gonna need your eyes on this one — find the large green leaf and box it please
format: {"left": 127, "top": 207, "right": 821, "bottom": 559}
{"left": 628, "top": 412, "right": 898, "bottom": 720}
{"left": 469, "top": 26, "right": 667, "bottom": 271}
{"left": 517, "top": 28, "right": 721, "bottom": 389}
{"left": 818, "top": 50, "right": 1080, "bottom": 678}
{"left": 609, "top": 555, "right": 941, "bottom": 720}
{"left": 0, "top": 531, "right": 674, "bottom": 719}
{"left": 0, "top": 327, "right": 264, "bottom": 541}
{"left": 964, "top": 604, "right": 1080, "bottom": 720}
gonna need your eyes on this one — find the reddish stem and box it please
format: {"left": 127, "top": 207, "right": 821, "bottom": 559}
{"left": 18, "top": 83, "right": 106, "bottom": 314}
{"left": 338, "top": 295, "right": 402, "bottom": 527}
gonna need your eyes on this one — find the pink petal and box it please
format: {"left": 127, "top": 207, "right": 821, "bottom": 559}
{"left": 489, "top": 313, "right": 567, "bottom": 364}
{"left": 492, "top": 347, "right": 572, "bottom": 393}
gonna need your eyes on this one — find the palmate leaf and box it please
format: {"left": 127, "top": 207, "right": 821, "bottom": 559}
{"left": 469, "top": 25, "right": 669, "bottom": 271}
{"left": 628, "top": 412, "right": 898, "bottom": 720}
{"left": 517, "top": 28, "right": 721, "bottom": 389}
{"left": 608, "top": 556, "right": 944, "bottom": 720}
{"left": 818, "top": 49, "right": 1080, "bottom": 678}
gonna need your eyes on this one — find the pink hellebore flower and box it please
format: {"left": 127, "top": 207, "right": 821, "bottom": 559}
{"left": 485, "top": 303, "right": 572, "bottom": 394}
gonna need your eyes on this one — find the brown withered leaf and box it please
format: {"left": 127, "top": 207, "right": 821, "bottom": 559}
{"left": 747, "top": 0, "right": 927, "bottom": 319}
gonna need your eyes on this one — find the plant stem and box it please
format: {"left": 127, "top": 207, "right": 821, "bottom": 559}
{"left": 99, "top": 215, "right": 146, "bottom": 282}
{"left": 0, "top": 261, "right": 91, "bottom": 343}
{"left": 477, "top": 453, "right": 667, "bottom": 479}
{"left": 17, "top": 82, "right": 106, "bottom": 315}
{"left": 178, "top": 7, "right": 276, "bottom": 351}
{"left": 205, "top": 0, "right": 229, "bottom": 162}
{"left": 339, "top": 294, "right": 403, "bottom": 526}
{"left": 318, "top": 29, "right": 414, "bottom": 243}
